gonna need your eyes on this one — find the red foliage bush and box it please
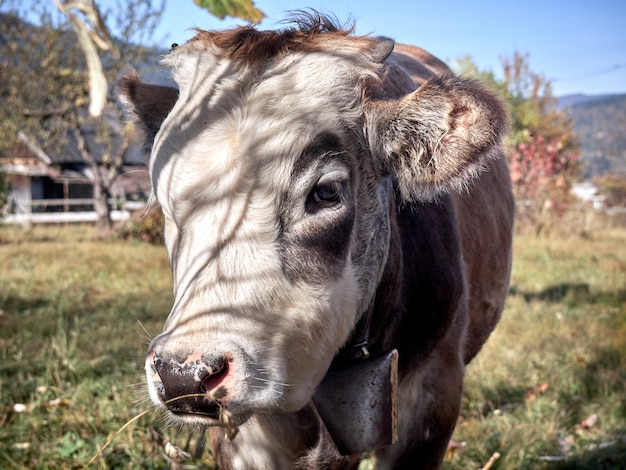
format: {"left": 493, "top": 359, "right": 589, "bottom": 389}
{"left": 509, "top": 132, "right": 579, "bottom": 215}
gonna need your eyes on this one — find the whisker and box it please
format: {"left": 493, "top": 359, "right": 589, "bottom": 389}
{"left": 135, "top": 319, "right": 154, "bottom": 344}
{"left": 251, "top": 376, "right": 292, "bottom": 387}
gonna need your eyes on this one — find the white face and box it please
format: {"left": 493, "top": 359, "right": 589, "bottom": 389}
{"left": 145, "top": 46, "right": 391, "bottom": 425}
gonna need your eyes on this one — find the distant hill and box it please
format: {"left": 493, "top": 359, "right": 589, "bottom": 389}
{"left": 559, "top": 94, "right": 626, "bottom": 178}
{"left": 557, "top": 94, "right": 623, "bottom": 108}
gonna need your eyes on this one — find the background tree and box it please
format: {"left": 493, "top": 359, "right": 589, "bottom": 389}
{"left": 456, "top": 53, "right": 580, "bottom": 233}
{"left": 0, "top": 6, "right": 84, "bottom": 158}
{"left": 0, "top": 169, "right": 9, "bottom": 218}
{"left": 0, "top": 0, "right": 164, "bottom": 232}
{"left": 57, "top": 0, "right": 167, "bottom": 232}
{"left": 1, "top": 0, "right": 263, "bottom": 233}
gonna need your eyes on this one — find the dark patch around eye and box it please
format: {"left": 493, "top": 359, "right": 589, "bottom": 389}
{"left": 279, "top": 132, "right": 355, "bottom": 284}
{"left": 280, "top": 211, "right": 354, "bottom": 284}
{"left": 291, "top": 132, "right": 345, "bottom": 177}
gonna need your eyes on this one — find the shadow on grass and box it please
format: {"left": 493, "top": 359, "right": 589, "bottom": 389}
{"left": 509, "top": 283, "right": 626, "bottom": 308}
{"left": 554, "top": 437, "right": 626, "bottom": 470}
{"left": 0, "top": 290, "right": 167, "bottom": 392}
{"left": 0, "top": 293, "right": 53, "bottom": 317}
{"left": 575, "top": 347, "right": 625, "bottom": 395}
{"left": 463, "top": 382, "right": 529, "bottom": 418}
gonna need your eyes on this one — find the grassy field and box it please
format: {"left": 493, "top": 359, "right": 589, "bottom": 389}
{"left": 1, "top": 225, "right": 625, "bottom": 469}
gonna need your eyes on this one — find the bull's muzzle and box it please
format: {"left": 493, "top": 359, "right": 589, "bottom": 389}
{"left": 148, "top": 349, "right": 231, "bottom": 419}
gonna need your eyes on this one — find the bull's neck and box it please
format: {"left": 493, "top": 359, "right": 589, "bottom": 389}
{"left": 367, "top": 196, "right": 404, "bottom": 356}
{"left": 334, "top": 196, "right": 403, "bottom": 364}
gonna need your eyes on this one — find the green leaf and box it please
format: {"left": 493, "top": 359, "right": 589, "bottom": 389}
{"left": 194, "top": 0, "right": 265, "bottom": 23}
{"left": 58, "top": 432, "right": 86, "bottom": 458}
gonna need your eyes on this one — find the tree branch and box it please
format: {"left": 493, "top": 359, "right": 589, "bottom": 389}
{"left": 22, "top": 104, "right": 72, "bottom": 118}
{"left": 54, "top": 0, "right": 118, "bottom": 117}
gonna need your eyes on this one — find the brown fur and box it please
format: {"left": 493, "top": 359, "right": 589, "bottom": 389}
{"left": 188, "top": 13, "right": 375, "bottom": 67}
{"left": 119, "top": 13, "right": 514, "bottom": 469}
{"left": 118, "top": 71, "right": 178, "bottom": 146}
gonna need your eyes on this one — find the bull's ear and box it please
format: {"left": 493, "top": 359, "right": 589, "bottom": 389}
{"left": 118, "top": 72, "right": 179, "bottom": 148}
{"left": 366, "top": 75, "right": 508, "bottom": 201}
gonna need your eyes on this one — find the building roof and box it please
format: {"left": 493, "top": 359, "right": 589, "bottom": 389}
{"left": 6, "top": 125, "right": 147, "bottom": 169}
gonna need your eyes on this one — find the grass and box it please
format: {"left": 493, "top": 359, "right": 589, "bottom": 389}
{"left": 0, "top": 225, "right": 183, "bottom": 469}
{"left": 1, "top": 224, "right": 625, "bottom": 469}
{"left": 446, "top": 230, "right": 626, "bottom": 469}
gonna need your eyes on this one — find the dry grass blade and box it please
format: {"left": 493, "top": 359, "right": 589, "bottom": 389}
{"left": 83, "top": 408, "right": 151, "bottom": 469}
{"left": 148, "top": 426, "right": 191, "bottom": 463}
{"left": 219, "top": 407, "right": 239, "bottom": 441}
{"left": 161, "top": 392, "right": 240, "bottom": 440}
{"left": 480, "top": 451, "right": 501, "bottom": 470}
{"left": 84, "top": 392, "right": 233, "bottom": 467}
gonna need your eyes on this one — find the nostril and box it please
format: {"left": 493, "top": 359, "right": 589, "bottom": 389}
{"left": 201, "top": 359, "right": 230, "bottom": 396}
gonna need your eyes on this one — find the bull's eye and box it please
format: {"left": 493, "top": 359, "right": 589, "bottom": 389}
{"left": 314, "top": 184, "right": 340, "bottom": 203}
{"left": 307, "top": 182, "right": 341, "bottom": 212}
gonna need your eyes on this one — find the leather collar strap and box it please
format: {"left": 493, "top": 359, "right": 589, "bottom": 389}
{"left": 332, "top": 298, "right": 376, "bottom": 364}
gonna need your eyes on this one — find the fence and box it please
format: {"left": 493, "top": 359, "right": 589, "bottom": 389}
{"left": 2, "top": 198, "right": 624, "bottom": 230}
{"left": 1, "top": 198, "right": 146, "bottom": 225}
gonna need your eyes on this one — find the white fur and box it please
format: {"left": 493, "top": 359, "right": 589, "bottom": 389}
{"left": 147, "top": 44, "right": 383, "bottom": 417}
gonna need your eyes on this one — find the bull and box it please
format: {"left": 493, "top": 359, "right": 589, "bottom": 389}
{"left": 120, "top": 12, "right": 514, "bottom": 469}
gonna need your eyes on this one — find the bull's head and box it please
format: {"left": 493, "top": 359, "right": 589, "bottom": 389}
{"left": 119, "top": 24, "right": 506, "bottom": 431}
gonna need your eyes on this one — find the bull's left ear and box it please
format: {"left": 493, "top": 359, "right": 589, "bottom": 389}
{"left": 365, "top": 75, "right": 508, "bottom": 201}
{"left": 118, "top": 72, "right": 179, "bottom": 150}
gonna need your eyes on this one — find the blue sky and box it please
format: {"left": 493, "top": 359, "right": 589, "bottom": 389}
{"left": 21, "top": 0, "right": 626, "bottom": 96}
{"left": 145, "top": 0, "right": 625, "bottom": 97}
